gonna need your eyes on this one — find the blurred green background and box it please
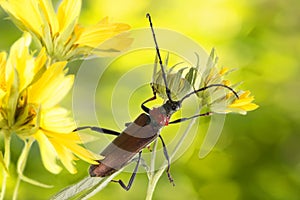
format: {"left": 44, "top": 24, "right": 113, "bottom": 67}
{"left": 1, "top": 0, "right": 300, "bottom": 199}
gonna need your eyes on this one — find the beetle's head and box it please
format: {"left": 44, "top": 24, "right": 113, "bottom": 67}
{"left": 163, "top": 100, "right": 181, "bottom": 115}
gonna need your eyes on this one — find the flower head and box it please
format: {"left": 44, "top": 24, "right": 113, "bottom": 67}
{"left": 0, "top": 0, "right": 131, "bottom": 61}
{"left": 198, "top": 49, "right": 259, "bottom": 114}
{"left": 0, "top": 33, "right": 101, "bottom": 177}
{"left": 152, "top": 49, "right": 258, "bottom": 114}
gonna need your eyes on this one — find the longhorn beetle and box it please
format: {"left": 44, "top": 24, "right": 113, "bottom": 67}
{"left": 74, "top": 13, "right": 239, "bottom": 191}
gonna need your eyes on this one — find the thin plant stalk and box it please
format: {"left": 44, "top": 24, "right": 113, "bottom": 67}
{"left": 146, "top": 109, "right": 200, "bottom": 200}
{"left": 146, "top": 138, "right": 159, "bottom": 200}
{"left": 149, "top": 138, "right": 158, "bottom": 179}
{"left": 0, "top": 130, "right": 11, "bottom": 200}
{"left": 12, "top": 139, "right": 34, "bottom": 200}
{"left": 146, "top": 167, "right": 164, "bottom": 200}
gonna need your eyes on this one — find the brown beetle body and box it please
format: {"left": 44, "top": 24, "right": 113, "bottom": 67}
{"left": 89, "top": 113, "right": 161, "bottom": 177}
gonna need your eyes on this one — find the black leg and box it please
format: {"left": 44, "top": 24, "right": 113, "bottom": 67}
{"left": 159, "top": 135, "right": 175, "bottom": 186}
{"left": 131, "top": 154, "right": 149, "bottom": 172}
{"left": 169, "top": 112, "right": 212, "bottom": 124}
{"left": 141, "top": 84, "right": 157, "bottom": 113}
{"left": 124, "top": 122, "right": 132, "bottom": 127}
{"left": 111, "top": 151, "right": 142, "bottom": 191}
{"left": 73, "top": 126, "right": 120, "bottom": 136}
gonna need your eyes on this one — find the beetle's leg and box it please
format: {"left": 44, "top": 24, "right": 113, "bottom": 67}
{"left": 131, "top": 154, "right": 149, "bottom": 172}
{"left": 159, "top": 135, "right": 175, "bottom": 186}
{"left": 169, "top": 112, "right": 212, "bottom": 124}
{"left": 124, "top": 122, "right": 132, "bottom": 127}
{"left": 141, "top": 84, "right": 157, "bottom": 113}
{"left": 73, "top": 126, "right": 120, "bottom": 136}
{"left": 111, "top": 151, "right": 142, "bottom": 191}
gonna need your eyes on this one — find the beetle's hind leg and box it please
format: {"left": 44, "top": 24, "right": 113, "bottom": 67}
{"left": 111, "top": 151, "right": 142, "bottom": 191}
{"left": 159, "top": 135, "right": 175, "bottom": 186}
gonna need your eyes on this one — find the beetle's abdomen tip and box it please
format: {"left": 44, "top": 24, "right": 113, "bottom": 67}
{"left": 89, "top": 164, "right": 99, "bottom": 177}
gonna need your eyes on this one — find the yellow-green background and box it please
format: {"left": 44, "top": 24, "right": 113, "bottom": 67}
{"left": 1, "top": 0, "right": 300, "bottom": 199}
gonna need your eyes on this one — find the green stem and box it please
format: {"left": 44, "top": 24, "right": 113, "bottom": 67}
{"left": 149, "top": 139, "right": 158, "bottom": 179}
{"left": 0, "top": 130, "right": 11, "bottom": 200}
{"left": 12, "top": 178, "right": 21, "bottom": 200}
{"left": 146, "top": 167, "right": 165, "bottom": 200}
{"left": 145, "top": 139, "right": 159, "bottom": 200}
{"left": 145, "top": 108, "right": 200, "bottom": 200}
{"left": 12, "top": 139, "right": 34, "bottom": 200}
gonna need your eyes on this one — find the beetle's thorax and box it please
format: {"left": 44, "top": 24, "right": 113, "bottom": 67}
{"left": 149, "top": 100, "right": 181, "bottom": 127}
{"left": 149, "top": 107, "right": 170, "bottom": 126}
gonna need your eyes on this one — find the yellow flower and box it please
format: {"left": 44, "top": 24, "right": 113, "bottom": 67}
{"left": 227, "top": 90, "right": 259, "bottom": 114}
{"left": 0, "top": 33, "right": 101, "bottom": 181}
{"left": 0, "top": 0, "right": 131, "bottom": 61}
{"left": 151, "top": 49, "right": 258, "bottom": 115}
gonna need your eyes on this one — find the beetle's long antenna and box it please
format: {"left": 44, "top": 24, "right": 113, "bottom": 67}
{"left": 146, "top": 13, "right": 173, "bottom": 102}
{"left": 180, "top": 84, "right": 239, "bottom": 103}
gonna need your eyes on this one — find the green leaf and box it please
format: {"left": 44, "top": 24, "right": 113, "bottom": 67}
{"left": 51, "top": 169, "right": 124, "bottom": 200}
{"left": 185, "top": 67, "right": 198, "bottom": 86}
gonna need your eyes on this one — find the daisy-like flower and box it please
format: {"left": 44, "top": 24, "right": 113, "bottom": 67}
{"left": 198, "top": 49, "right": 259, "bottom": 114}
{"left": 0, "top": 0, "right": 131, "bottom": 61}
{"left": 0, "top": 33, "right": 101, "bottom": 193}
{"left": 152, "top": 49, "right": 258, "bottom": 114}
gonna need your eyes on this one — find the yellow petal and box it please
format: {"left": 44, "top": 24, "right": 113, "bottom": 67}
{"left": 8, "top": 33, "right": 34, "bottom": 92}
{"left": 61, "top": 141, "right": 101, "bottom": 164}
{"left": 219, "top": 67, "right": 229, "bottom": 75}
{"left": 44, "top": 131, "right": 82, "bottom": 143}
{"left": 240, "top": 103, "right": 259, "bottom": 111}
{"left": 222, "top": 79, "right": 231, "bottom": 86}
{"left": 43, "top": 75, "right": 74, "bottom": 108}
{"left": 41, "top": 107, "right": 76, "bottom": 133}
{"left": 93, "top": 33, "right": 133, "bottom": 57}
{"left": 228, "top": 96, "right": 255, "bottom": 108}
{"left": 0, "top": 90, "right": 5, "bottom": 108}
{"left": 1, "top": 0, "right": 44, "bottom": 37}
{"left": 0, "top": 52, "right": 7, "bottom": 92}
{"left": 75, "top": 17, "right": 131, "bottom": 48}
{"left": 38, "top": 0, "right": 59, "bottom": 34}
{"left": 45, "top": 131, "right": 101, "bottom": 165}
{"left": 239, "top": 90, "right": 251, "bottom": 99}
{"left": 57, "top": 0, "right": 81, "bottom": 34}
{"left": 50, "top": 139, "right": 77, "bottom": 174}
{"left": 33, "top": 48, "right": 47, "bottom": 74}
{"left": 33, "top": 130, "right": 62, "bottom": 174}
{"left": 28, "top": 61, "right": 74, "bottom": 109}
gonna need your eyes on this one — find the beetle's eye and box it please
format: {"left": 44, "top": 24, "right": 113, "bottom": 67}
{"left": 172, "top": 104, "right": 178, "bottom": 110}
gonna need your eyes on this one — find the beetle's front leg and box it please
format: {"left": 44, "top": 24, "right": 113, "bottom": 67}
{"left": 169, "top": 112, "right": 212, "bottom": 124}
{"left": 141, "top": 84, "right": 157, "bottom": 113}
{"left": 74, "top": 126, "right": 120, "bottom": 136}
